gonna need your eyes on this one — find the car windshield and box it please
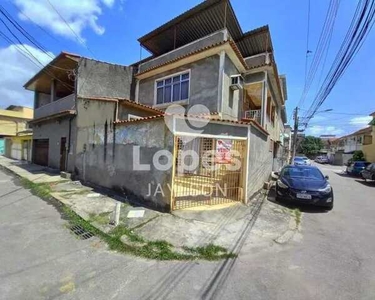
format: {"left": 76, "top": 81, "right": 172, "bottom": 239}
{"left": 281, "top": 167, "right": 324, "bottom": 180}
{"left": 294, "top": 157, "right": 304, "bottom": 161}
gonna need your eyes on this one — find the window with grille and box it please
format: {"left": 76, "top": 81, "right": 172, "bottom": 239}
{"left": 156, "top": 72, "right": 190, "bottom": 105}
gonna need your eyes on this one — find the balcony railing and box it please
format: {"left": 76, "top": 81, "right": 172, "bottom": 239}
{"left": 34, "top": 94, "right": 75, "bottom": 119}
{"left": 244, "top": 109, "right": 261, "bottom": 124}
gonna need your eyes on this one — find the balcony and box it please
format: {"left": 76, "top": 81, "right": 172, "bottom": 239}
{"left": 244, "top": 109, "right": 261, "bottom": 124}
{"left": 34, "top": 94, "right": 75, "bottom": 120}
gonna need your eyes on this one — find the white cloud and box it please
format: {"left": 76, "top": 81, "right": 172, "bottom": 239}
{"left": 0, "top": 44, "right": 53, "bottom": 108}
{"left": 14, "top": 0, "right": 115, "bottom": 41}
{"left": 349, "top": 116, "right": 372, "bottom": 126}
{"left": 306, "top": 125, "right": 345, "bottom": 137}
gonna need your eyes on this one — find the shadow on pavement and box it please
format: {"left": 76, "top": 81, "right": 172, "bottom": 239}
{"left": 267, "top": 186, "right": 329, "bottom": 214}
{"left": 355, "top": 179, "right": 375, "bottom": 187}
{"left": 10, "top": 161, "right": 60, "bottom": 176}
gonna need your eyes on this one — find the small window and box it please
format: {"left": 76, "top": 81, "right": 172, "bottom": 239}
{"left": 155, "top": 72, "right": 190, "bottom": 105}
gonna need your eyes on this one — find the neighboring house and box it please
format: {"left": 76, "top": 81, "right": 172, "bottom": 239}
{"left": 328, "top": 121, "right": 374, "bottom": 165}
{"left": 340, "top": 127, "right": 371, "bottom": 153}
{"left": 4, "top": 130, "right": 33, "bottom": 162}
{"left": 26, "top": 0, "right": 288, "bottom": 211}
{"left": 363, "top": 111, "right": 375, "bottom": 163}
{"left": 0, "top": 106, "right": 33, "bottom": 161}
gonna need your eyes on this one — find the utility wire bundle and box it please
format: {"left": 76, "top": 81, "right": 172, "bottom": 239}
{"left": 298, "top": 0, "right": 341, "bottom": 109}
{"left": 302, "top": 0, "right": 375, "bottom": 128}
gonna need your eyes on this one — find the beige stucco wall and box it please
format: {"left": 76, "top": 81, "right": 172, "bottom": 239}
{"left": 363, "top": 126, "right": 375, "bottom": 163}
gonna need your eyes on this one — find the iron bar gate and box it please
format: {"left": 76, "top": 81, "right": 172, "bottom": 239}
{"left": 172, "top": 136, "right": 246, "bottom": 210}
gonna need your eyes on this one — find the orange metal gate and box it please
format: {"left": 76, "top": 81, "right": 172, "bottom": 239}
{"left": 172, "top": 136, "right": 246, "bottom": 210}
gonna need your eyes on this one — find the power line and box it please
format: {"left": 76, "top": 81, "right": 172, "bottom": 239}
{"left": 302, "top": 0, "right": 375, "bottom": 126}
{"left": 0, "top": 6, "right": 53, "bottom": 58}
{"left": 0, "top": 29, "right": 74, "bottom": 91}
{"left": 45, "top": 0, "right": 96, "bottom": 58}
{"left": 0, "top": 6, "right": 72, "bottom": 71}
{"left": 10, "top": 1, "right": 65, "bottom": 48}
{"left": 298, "top": 0, "right": 340, "bottom": 109}
{"left": 304, "top": 0, "right": 311, "bottom": 86}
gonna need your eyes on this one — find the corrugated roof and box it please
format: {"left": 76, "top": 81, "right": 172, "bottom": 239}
{"left": 138, "top": 0, "right": 243, "bottom": 56}
{"left": 236, "top": 25, "right": 273, "bottom": 58}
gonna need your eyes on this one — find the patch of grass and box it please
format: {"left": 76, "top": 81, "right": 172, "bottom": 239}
{"left": 293, "top": 209, "right": 302, "bottom": 226}
{"left": 110, "top": 225, "right": 145, "bottom": 243}
{"left": 20, "top": 177, "right": 235, "bottom": 261}
{"left": 183, "top": 244, "right": 236, "bottom": 260}
{"left": 21, "top": 178, "right": 53, "bottom": 198}
{"left": 89, "top": 212, "right": 111, "bottom": 225}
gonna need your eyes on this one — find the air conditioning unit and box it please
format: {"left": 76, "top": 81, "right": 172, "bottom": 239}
{"left": 230, "top": 75, "right": 243, "bottom": 90}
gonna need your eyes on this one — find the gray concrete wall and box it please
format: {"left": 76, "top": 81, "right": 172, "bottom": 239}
{"left": 222, "top": 54, "right": 241, "bottom": 120}
{"left": 32, "top": 117, "right": 75, "bottom": 170}
{"left": 138, "top": 55, "right": 220, "bottom": 113}
{"left": 139, "top": 30, "right": 226, "bottom": 73}
{"left": 77, "top": 58, "right": 135, "bottom": 100}
{"left": 247, "top": 125, "right": 273, "bottom": 200}
{"left": 34, "top": 94, "right": 75, "bottom": 119}
{"left": 74, "top": 119, "right": 174, "bottom": 210}
{"left": 243, "top": 72, "right": 265, "bottom": 85}
{"left": 175, "top": 118, "right": 248, "bottom": 138}
{"left": 35, "top": 92, "right": 51, "bottom": 108}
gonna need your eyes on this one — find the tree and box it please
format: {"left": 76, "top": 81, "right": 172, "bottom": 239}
{"left": 300, "top": 136, "right": 324, "bottom": 156}
{"left": 352, "top": 150, "right": 365, "bottom": 161}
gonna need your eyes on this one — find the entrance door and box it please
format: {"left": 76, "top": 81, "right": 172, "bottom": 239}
{"left": 60, "top": 137, "right": 67, "bottom": 171}
{"left": 33, "top": 139, "right": 49, "bottom": 166}
{"left": 22, "top": 140, "right": 28, "bottom": 161}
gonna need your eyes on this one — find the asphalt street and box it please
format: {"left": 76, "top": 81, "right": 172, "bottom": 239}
{"left": 0, "top": 163, "right": 374, "bottom": 300}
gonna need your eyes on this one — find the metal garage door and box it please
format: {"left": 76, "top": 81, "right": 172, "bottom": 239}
{"left": 33, "top": 139, "right": 49, "bottom": 166}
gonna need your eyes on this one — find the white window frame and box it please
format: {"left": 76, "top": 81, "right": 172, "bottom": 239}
{"left": 128, "top": 114, "right": 143, "bottom": 121}
{"left": 153, "top": 69, "right": 191, "bottom": 108}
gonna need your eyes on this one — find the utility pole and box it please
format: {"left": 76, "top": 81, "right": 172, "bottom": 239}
{"left": 291, "top": 107, "right": 299, "bottom": 163}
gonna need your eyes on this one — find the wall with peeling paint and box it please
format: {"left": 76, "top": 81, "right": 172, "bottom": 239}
{"left": 74, "top": 118, "right": 174, "bottom": 210}
{"left": 74, "top": 98, "right": 116, "bottom": 155}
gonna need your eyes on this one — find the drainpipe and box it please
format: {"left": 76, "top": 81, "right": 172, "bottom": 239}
{"left": 65, "top": 116, "right": 73, "bottom": 172}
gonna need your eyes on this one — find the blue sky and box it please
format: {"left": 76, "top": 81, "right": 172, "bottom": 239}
{"left": 0, "top": 0, "right": 373, "bottom": 136}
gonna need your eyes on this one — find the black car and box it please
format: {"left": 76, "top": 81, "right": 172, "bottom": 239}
{"left": 275, "top": 165, "right": 334, "bottom": 210}
{"left": 360, "top": 163, "right": 375, "bottom": 181}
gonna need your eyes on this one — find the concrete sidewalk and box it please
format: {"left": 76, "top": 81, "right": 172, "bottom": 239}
{"left": 0, "top": 156, "right": 295, "bottom": 253}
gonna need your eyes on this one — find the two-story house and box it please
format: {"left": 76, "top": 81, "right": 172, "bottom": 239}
{"left": 340, "top": 127, "right": 372, "bottom": 153}
{"left": 26, "top": 0, "right": 288, "bottom": 211}
{"left": 0, "top": 105, "right": 33, "bottom": 160}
